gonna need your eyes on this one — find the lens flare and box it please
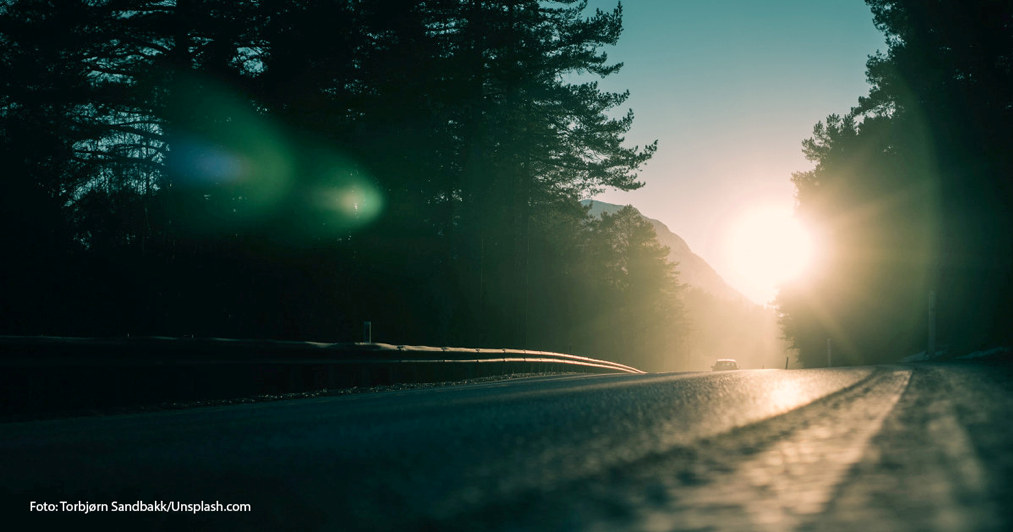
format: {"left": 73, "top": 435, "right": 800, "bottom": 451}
{"left": 313, "top": 179, "right": 384, "bottom": 229}
{"left": 163, "top": 72, "right": 383, "bottom": 238}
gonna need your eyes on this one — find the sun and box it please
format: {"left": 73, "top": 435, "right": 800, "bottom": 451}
{"left": 723, "top": 205, "right": 816, "bottom": 305}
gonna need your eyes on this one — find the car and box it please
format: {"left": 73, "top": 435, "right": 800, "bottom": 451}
{"left": 712, "top": 358, "right": 739, "bottom": 371}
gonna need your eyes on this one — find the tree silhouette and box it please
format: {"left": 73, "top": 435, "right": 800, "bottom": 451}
{"left": 779, "top": 0, "right": 1012, "bottom": 365}
{"left": 1, "top": 0, "right": 672, "bottom": 366}
{"left": 577, "top": 206, "right": 686, "bottom": 370}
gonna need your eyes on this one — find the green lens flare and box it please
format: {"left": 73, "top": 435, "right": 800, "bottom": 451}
{"left": 164, "top": 73, "right": 383, "bottom": 239}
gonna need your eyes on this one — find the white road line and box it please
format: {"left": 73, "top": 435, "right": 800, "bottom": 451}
{"left": 629, "top": 369, "right": 912, "bottom": 532}
{"left": 825, "top": 370, "right": 993, "bottom": 531}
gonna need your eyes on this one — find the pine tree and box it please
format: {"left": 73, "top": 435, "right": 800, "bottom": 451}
{"left": 779, "top": 0, "right": 1013, "bottom": 365}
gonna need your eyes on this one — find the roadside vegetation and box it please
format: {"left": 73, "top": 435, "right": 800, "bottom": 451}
{"left": 778, "top": 1, "right": 1012, "bottom": 366}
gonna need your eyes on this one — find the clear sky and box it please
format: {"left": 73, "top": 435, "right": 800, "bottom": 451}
{"left": 586, "top": 0, "right": 887, "bottom": 303}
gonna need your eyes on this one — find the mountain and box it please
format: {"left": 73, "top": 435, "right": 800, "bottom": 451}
{"left": 582, "top": 200, "right": 745, "bottom": 302}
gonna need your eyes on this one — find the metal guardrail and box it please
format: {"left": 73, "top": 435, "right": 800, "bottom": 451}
{"left": 0, "top": 336, "right": 643, "bottom": 373}
{"left": 0, "top": 336, "right": 643, "bottom": 417}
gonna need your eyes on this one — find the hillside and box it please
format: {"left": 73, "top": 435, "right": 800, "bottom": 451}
{"left": 582, "top": 200, "right": 745, "bottom": 302}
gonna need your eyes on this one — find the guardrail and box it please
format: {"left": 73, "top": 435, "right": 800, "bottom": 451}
{"left": 0, "top": 336, "right": 643, "bottom": 418}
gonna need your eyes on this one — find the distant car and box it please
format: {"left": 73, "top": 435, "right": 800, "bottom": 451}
{"left": 712, "top": 359, "right": 738, "bottom": 371}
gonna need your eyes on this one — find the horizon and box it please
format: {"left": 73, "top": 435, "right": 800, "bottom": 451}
{"left": 5, "top": 0, "right": 1007, "bottom": 369}
{"left": 587, "top": 0, "right": 887, "bottom": 304}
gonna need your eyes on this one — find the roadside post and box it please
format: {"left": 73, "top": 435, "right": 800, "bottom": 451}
{"left": 928, "top": 290, "right": 936, "bottom": 358}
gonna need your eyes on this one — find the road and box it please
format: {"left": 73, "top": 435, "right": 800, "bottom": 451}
{"left": 2, "top": 361, "right": 1011, "bottom": 530}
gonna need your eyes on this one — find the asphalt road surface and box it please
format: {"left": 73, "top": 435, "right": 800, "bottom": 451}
{"left": 3, "top": 361, "right": 1011, "bottom": 531}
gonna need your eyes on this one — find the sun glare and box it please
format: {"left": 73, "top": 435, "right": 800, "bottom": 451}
{"left": 724, "top": 205, "right": 815, "bottom": 305}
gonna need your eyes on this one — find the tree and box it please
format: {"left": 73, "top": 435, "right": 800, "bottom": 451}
{"left": 1, "top": 0, "right": 659, "bottom": 359}
{"left": 445, "top": 0, "right": 657, "bottom": 346}
{"left": 779, "top": 0, "right": 1012, "bottom": 365}
{"left": 861, "top": 0, "right": 1013, "bottom": 353}
{"left": 579, "top": 206, "right": 685, "bottom": 370}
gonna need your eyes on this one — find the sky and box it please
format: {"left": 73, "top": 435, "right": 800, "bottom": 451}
{"left": 585, "top": 0, "right": 887, "bottom": 303}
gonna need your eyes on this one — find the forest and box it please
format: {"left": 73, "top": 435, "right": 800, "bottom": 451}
{"left": 778, "top": 0, "right": 1012, "bottom": 366}
{"left": 0, "top": 0, "right": 704, "bottom": 371}
{"left": 3, "top": 0, "right": 1008, "bottom": 371}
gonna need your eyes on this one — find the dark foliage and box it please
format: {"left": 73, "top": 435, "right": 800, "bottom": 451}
{"left": 779, "top": 0, "right": 1012, "bottom": 366}
{"left": 1, "top": 0, "right": 684, "bottom": 370}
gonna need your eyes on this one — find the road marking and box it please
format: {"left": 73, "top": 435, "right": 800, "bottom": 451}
{"left": 819, "top": 367, "right": 994, "bottom": 531}
{"left": 613, "top": 369, "right": 912, "bottom": 532}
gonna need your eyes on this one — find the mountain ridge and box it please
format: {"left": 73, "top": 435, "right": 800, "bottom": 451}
{"left": 582, "top": 200, "right": 746, "bottom": 303}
